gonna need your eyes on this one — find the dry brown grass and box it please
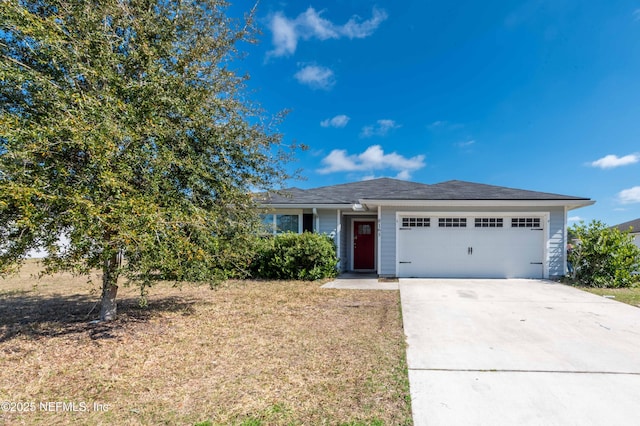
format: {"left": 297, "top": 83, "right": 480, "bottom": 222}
{"left": 0, "top": 261, "right": 411, "bottom": 425}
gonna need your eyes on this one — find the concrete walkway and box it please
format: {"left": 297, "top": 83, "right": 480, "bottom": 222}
{"left": 400, "top": 279, "right": 640, "bottom": 425}
{"left": 321, "top": 273, "right": 399, "bottom": 290}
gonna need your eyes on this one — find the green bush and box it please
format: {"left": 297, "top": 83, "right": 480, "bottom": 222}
{"left": 252, "top": 232, "right": 339, "bottom": 280}
{"left": 152, "top": 233, "right": 261, "bottom": 284}
{"left": 568, "top": 220, "right": 640, "bottom": 288}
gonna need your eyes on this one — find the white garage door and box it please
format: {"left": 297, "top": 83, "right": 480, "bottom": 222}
{"left": 397, "top": 216, "right": 545, "bottom": 278}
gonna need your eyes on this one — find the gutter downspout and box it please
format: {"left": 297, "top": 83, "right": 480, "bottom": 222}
{"left": 564, "top": 205, "right": 568, "bottom": 276}
{"left": 336, "top": 209, "right": 341, "bottom": 271}
{"left": 312, "top": 207, "right": 319, "bottom": 233}
{"left": 377, "top": 205, "right": 382, "bottom": 277}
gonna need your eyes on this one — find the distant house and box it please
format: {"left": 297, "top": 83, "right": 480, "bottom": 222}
{"left": 612, "top": 218, "right": 640, "bottom": 249}
{"left": 258, "top": 178, "right": 593, "bottom": 279}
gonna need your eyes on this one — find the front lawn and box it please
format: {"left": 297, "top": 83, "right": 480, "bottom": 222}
{"left": 578, "top": 286, "right": 640, "bottom": 308}
{"left": 0, "top": 261, "right": 412, "bottom": 425}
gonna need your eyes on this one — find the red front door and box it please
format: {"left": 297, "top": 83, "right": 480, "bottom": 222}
{"left": 354, "top": 221, "right": 375, "bottom": 270}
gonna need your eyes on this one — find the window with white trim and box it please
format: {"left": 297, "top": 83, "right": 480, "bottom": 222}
{"left": 401, "top": 217, "right": 430, "bottom": 227}
{"left": 475, "top": 218, "right": 504, "bottom": 228}
{"left": 438, "top": 218, "right": 467, "bottom": 227}
{"left": 511, "top": 218, "right": 541, "bottom": 228}
{"left": 260, "top": 214, "right": 300, "bottom": 234}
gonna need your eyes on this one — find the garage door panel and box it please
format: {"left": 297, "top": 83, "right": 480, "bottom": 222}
{"left": 398, "top": 227, "right": 472, "bottom": 278}
{"left": 398, "top": 216, "right": 544, "bottom": 278}
{"left": 398, "top": 228, "right": 454, "bottom": 277}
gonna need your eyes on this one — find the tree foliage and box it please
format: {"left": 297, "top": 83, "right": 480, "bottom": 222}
{"left": 252, "top": 233, "right": 339, "bottom": 281}
{"left": 568, "top": 220, "right": 640, "bottom": 288}
{"left": 0, "top": 0, "right": 296, "bottom": 319}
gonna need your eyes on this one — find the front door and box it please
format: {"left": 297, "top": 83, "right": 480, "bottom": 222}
{"left": 353, "top": 220, "right": 375, "bottom": 270}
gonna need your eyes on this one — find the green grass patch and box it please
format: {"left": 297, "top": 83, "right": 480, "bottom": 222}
{"left": 578, "top": 286, "right": 640, "bottom": 307}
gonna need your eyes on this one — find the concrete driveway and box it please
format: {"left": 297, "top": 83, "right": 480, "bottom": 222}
{"left": 400, "top": 279, "right": 640, "bottom": 426}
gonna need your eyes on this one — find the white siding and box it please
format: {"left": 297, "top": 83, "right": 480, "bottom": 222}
{"left": 379, "top": 207, "right": 397, "bottom": 277}
{"left": 339, "top": 217, "right": 349, "bottom": 272}
{"left": 547, "top": 207, "right": 566, "bottom": 278}
{"left": 317, "top": 209, "right": 338, "bottom": 235}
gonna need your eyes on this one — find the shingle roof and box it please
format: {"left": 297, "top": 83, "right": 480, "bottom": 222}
{"left": 259, "top": 178, "right": 591, "bottom": 204}
{"left": 612, "top": 218, "right": 640, "bottom": 233}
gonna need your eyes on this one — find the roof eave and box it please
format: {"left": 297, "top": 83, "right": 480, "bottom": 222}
{"left": 258, "top": 199, "right": 595, "bottom": 210}
{"left": 258, "top": 203, "right": 354, "bottom": 209}
{"left": 361, "top": 199, "right": 595, "bottom": 209}
{"left": 565, "top": 200, "right": 596, "bottom": 210}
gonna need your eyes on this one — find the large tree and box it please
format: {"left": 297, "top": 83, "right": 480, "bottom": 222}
{"left": 0, "top": 0, "right": 295, "bottom": 320}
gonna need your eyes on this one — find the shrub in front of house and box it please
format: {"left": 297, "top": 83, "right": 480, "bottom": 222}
{"left": 251, "top": 232, "right": 339, "bottom": 280}
{"left": 568, "top": 220, "right": 640, "bottom": 288}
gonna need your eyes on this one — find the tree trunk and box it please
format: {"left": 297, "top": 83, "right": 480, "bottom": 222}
{"left": 99, "top": 251, "right": 121, "bottom": 321}
{"left": 100, "top": 281, "right": 118, "bottom": 321}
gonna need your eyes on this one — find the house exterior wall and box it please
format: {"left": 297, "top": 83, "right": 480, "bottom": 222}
{"left": 379, "top": 206, "right": 397, "bottom": 277}
{"left": 378, "top": 205, "right": 567, "bottom": 278}
{"left": 547, "top": 207, "right": 566, "bottom": 278}
{"left": 264, "top": 205, "right": 569, "bottom": 278}
{"left": 316, "top": 209, "right": 338, "bottom": 235}
{"left": 313, "top": 209, "right": 347, "bottom": 271}
{"left": 339, "top": 216, "right": 348, "bottom": 271}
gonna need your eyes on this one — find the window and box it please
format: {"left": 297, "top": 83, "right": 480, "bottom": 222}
{"left": 277, "top": 214, "right": 299, "bottom": 233}
{"left": 438, "top": 218, "right": 467, "bottom": 227}
{"left": 358, "top": 223, "right": 372, "bottom": 235}
{"left": 475, "top": 218, "right": 503, "bottom": 228}
{"left": 261, "top": 214, "right": 300, "bottom": 234}
{"left": 401, "top": 217, "right": 430, "bottom": 228}
{"left": 511, "top": 218, "right": 541, "bottom": 228}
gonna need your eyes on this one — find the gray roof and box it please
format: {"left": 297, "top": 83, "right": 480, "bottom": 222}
{"left": 259, "top": 178, "right": 591, "bottom": 205}
{"left": 612, "top": 218, "right": 640, "bottom": 233}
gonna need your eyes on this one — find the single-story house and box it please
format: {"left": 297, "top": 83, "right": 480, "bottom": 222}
{"left": 612, "top": 218, "right": 640, "bottom": 250}
{"left": 258, "top": 178, "right": 594, "bottom": 279}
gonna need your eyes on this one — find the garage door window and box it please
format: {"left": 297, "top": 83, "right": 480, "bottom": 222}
{"left": 511, "top": 218, "right": 541, "bottom": 228}
{"left": 402, "top": 217, "right": 430, "bottom": 227}
{"left": 438, "top": 218, "right": 467, "bottom": 227}
{"left": 475, "top": 218, "right": 503, "bottom": 228}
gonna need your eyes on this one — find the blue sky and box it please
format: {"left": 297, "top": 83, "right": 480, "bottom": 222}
{"left": 229, "top": 0, "right": 640, "bottom": 227}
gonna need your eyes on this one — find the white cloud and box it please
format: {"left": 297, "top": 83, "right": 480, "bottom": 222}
{"left": 318, "top": 144, "right": 425, "bottom": 180}
{"left": 362, "top": 170, "right": 412, "bottom": 181}
{"left": 320, "top": 114, "right": 350, "bottom": 128}
{"left": 428, "top": 120, "right": 464, "bottom": 131}
{"left": 266, "top": 7, "right": 388, "bottom": 58}
{"left": 568, "top": 216, "right": 583, "bottom": 222}
{"left": 395, "top": 170, "right": 412, "bottom": 180}
{"left": 267, "top": 12, "right": 299, "bottom": 57}
{"left": 590, "top": 153, "right": 640, "bottom": 169}
{"left": 456, "top": 140, "right": 476, "bottom": 147}
{"left": 618, "top": 186, "right": 640, "bottom": 204}
{"left": 634, "top": 9, "right": 640, "bottom": 21}
{"left": 340, "top": 8, "right": 388, "bottom": 38}
{"left": 294, "top": 64, "right": 335, "bottom": 90}
{"left": 298, "top": 7, "right": 339, "bottom": 40}
{"left": 360, "top": 119, "right": 401, "bottom": 138}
